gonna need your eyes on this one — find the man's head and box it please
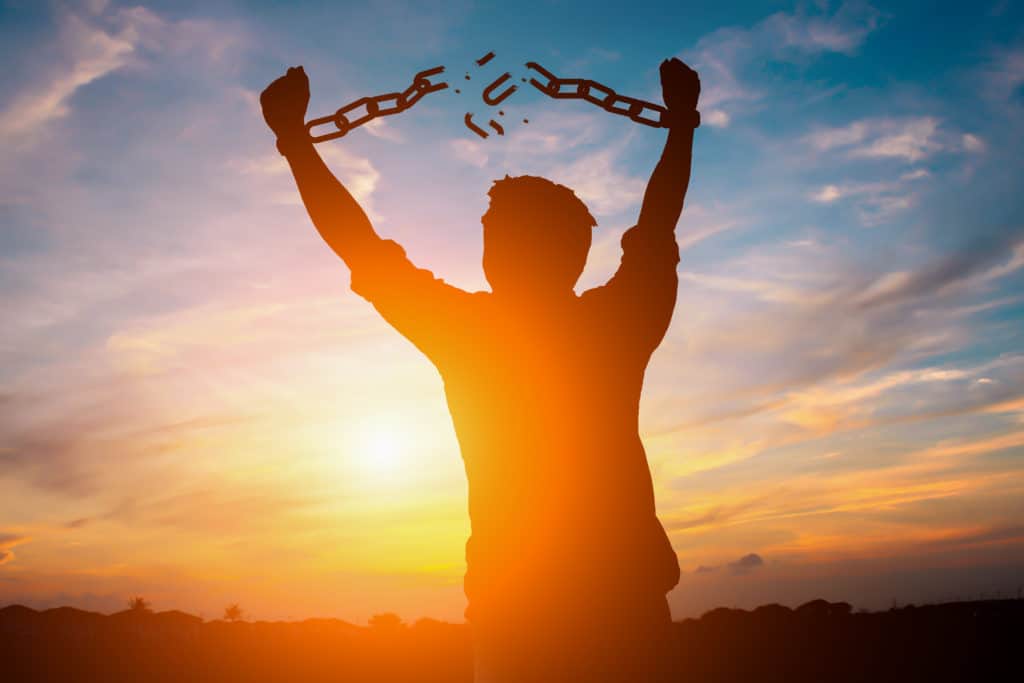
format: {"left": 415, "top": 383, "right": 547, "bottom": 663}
{"left": 481, "top": 175, "right": 596, "bottom": 299}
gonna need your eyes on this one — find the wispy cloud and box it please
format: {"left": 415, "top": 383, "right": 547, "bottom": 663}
{"left": 0, "top": 533, "right": 30, "bottom": 565}
{"left": 805, "top": 117, "right": 945, "bottom": 162}
{"left": 449, "top": 138, "right": 488, "bottom": 167}
{"left": 547, "top": 146, "right": 646, "bottom": 217}
{"left": 684, "top": 2, "right": 883, "bottom": 124}
{"left": 0, "top": 12, "right": 135, "bottom": 138}
{"left": 232, "top": 146, "right": 381, "bottom": 211}
{"left": 809, "top": 169, "right": 930, "bottom": 224}
{"left": 0, "top": 4, "right": 242, "bottom": 142}
{"left": 961, "top": 133, "right": 987, "bottom": 153}
{"left": 363, "top": 118, "right": 405, "bottom": 143}
{"left": 471, "top": 111, "right": 647, "bottom": 218}
{"left": 980, "top": 45, "right": 1024, "bottom": 107}
{"left": 649, "top": 230, "right": 1024, "bottom": 471}
{"left": 688, "top": 552, "right": 765, "bottom": 575}
{"left": 727, "top": 552, "right": 765, "bottom": 574}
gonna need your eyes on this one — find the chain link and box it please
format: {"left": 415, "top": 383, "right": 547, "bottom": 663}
{"left": 306, "top": 66, "right": 447, "bottom": 143}
{"left": 524, "top": 61, "right": 698, "bottom": 129}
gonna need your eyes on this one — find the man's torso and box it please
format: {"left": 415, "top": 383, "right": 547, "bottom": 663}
{"left": 430, "top": 291, "right": 680, "bottom": 621}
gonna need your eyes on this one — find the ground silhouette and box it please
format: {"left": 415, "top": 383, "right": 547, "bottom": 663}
{"left": 260, "top": 56, "right": 700, "bottom": 681}
{"left": 1, "top": 599, "right": 1019, "bottom": 682}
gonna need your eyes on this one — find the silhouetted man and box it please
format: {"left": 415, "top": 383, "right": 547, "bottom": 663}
{"left": 261, "top": 57, "right": 700, "bottom": 682}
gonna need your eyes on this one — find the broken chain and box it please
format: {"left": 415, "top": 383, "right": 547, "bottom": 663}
{"left": 304, "top": 57, "right": 697, "bottom": 143}
{"left": 305, "top": 66, "right": 448, "bottom": 143}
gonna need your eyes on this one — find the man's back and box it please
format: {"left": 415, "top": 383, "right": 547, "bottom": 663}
{"left": 349, "top": 223, "right": 682, "bottom": 624}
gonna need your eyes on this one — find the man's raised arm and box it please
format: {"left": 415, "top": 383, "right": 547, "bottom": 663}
{"left": 636, "top": 58, "right": 701, "bottom": 236}
{"left": 259, "top": 66, "right": 471, "bottom": 363}
{"left": 260, "top": 66, "right": 379, "bottom": 268}
{"left": 589, "top": 58, "right": 700, "bottom": 349}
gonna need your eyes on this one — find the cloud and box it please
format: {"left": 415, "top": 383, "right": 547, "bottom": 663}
{"left": 854, "top": 232, "right": 1024, "bottom": 309}
{"left": 684, "top": 2, "right": 882, "bottom": 119}
{"left": 761, "top": 3, "right": 882, "bottom": 55}
{"left": 649, "top": 225, "right": 1024, "bottom": 470}
{"left": 703, "top": 109, "right": 731, "bottom": 128}
{"left": 911, "top": 430, "right": 1024, "bottom": 460}
{"left": 667, "top": 454, "right": 1024, "bottom": 573}
{"left": 232, "top": 146, "right": 381, "bottom": 212}
{"left": 850, "top": 118, "right": 941, "bottom": 162}
{"left": 105, "top": 485, "right": 323, "bottom": 535}
{"left": 0, "top": 4, "right": 241, "bottom": 143}
{"left": 917, "top": 525, "right": 1024, "bottom": 552}
{"left": 363, "top": 118, "right": 404, "bottom": 143}
{"left": 319, "top": 147, "right": 381, "bottom": 209}
{"left": 561, "top": 47, "right": 622, "bottom": 73}
{"left": 811, "top": 185, "right": 843, "bottom": 203}
{"left": 0, "top": 533, "right": 29, "bottom": 565}
{"left": 808, "top": 176, "right": 925, "bottom": 205}
{"left": 961, "top": 133, "right": 987, "bottom": 153}
{"left": 808, "top": 171, "right": 930, "bottom": 224}
{"left": 449, "top": 139, "right": 488, "bottom": 168}
{"left": 503, "top": 111, "right": 600, "bottom": 156}
{"left": 805, "top": 121, "right": 870, "bottom": 151}
{"left": 668, "top": 494, "right": 774, "bottom": 533}
{"left": 0, "top": 12, "right": 135, "bottom": 138}
{"left": 0, "top": 406, "right": 110, "bottom": 496}
{"left": 728, "top": 553, "right": 765, "bottom": 574}
{"left": 547, "top": 146, "right": 646, "bottom": 217}
{"left": 900, "top": 169, "right": 931, "bottom": 180}
{"left": 980, "top": 46, "right": 1024, "bottom": 106}
{"left": 676, "top": 204, "right": 740, "bottom": 250}
{"left": 691, "top": 552, "right": 765, "bottom": 575}
{"left": 769, "top": 356, "right": 1024, "bottom": 441}
{"left": 805, "top": 117, "right": 944, "bottom": 162}
{"left": 496, "top": 112, "right": 646, "bottom": 217}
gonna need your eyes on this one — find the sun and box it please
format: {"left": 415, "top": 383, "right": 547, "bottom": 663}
{"left": 352, "top": 417, "right": 409, "bottom": 475}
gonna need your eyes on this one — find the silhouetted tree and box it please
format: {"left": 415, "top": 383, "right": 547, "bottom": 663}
{"left": 2, "top": 598, "right": 1022, "bottom": 683}
{"left": 128, "top": 596, "right": 151, "bottom": 612}
{"left": 223, "top": 604, "right": 244, "bottom": 622}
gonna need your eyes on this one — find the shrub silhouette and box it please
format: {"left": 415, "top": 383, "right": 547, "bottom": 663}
{"left": 223, "top": 604, "right": 244, "bottom": 622}
{"left": 127, "top": 596, "right": 151, "bottom": 613}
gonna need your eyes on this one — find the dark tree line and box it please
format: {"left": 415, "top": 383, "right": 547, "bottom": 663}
{"left": 1, "top": 598, "right": 1020, "bottom": 682}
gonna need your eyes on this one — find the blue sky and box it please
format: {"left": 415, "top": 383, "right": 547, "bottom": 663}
{"left": 1, "top": 0, "right": 1023, "bottom": 621}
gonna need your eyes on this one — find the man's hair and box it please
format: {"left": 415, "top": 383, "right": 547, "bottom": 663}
{"left": 481, "top": 175, "right": 597, "bottom": 293}
{"left": 486, "top": 175, "right": 597, "bottom": 232}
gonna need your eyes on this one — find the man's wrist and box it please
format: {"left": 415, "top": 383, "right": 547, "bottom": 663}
{"left": 663, "top": 108, "right": 700, "bottom": 130}
{"left": 275, "top": 127, "right": 313, "bottom": 156}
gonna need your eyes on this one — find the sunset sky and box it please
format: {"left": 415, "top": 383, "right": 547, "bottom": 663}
{"left": 2, "top": 0, "right": 1023, "bottom": 622}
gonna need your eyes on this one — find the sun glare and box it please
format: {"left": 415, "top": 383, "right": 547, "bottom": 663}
{"left": 352, "top": 418, "right": 409, "bottom": 475}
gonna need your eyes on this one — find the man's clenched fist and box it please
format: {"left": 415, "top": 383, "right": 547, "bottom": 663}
{"left": 260, "top": 66, "right": 310, "bottom": 140}
{"left": 660, "top": 57, "right": 700, "bottom": 113}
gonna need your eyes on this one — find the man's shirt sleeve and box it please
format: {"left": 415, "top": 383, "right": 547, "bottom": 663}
{"left": 348, "top": 237, "right": 471, "bottom": 364}
{"left": 584, "top": 225, "right": 680, "bottom": 353}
